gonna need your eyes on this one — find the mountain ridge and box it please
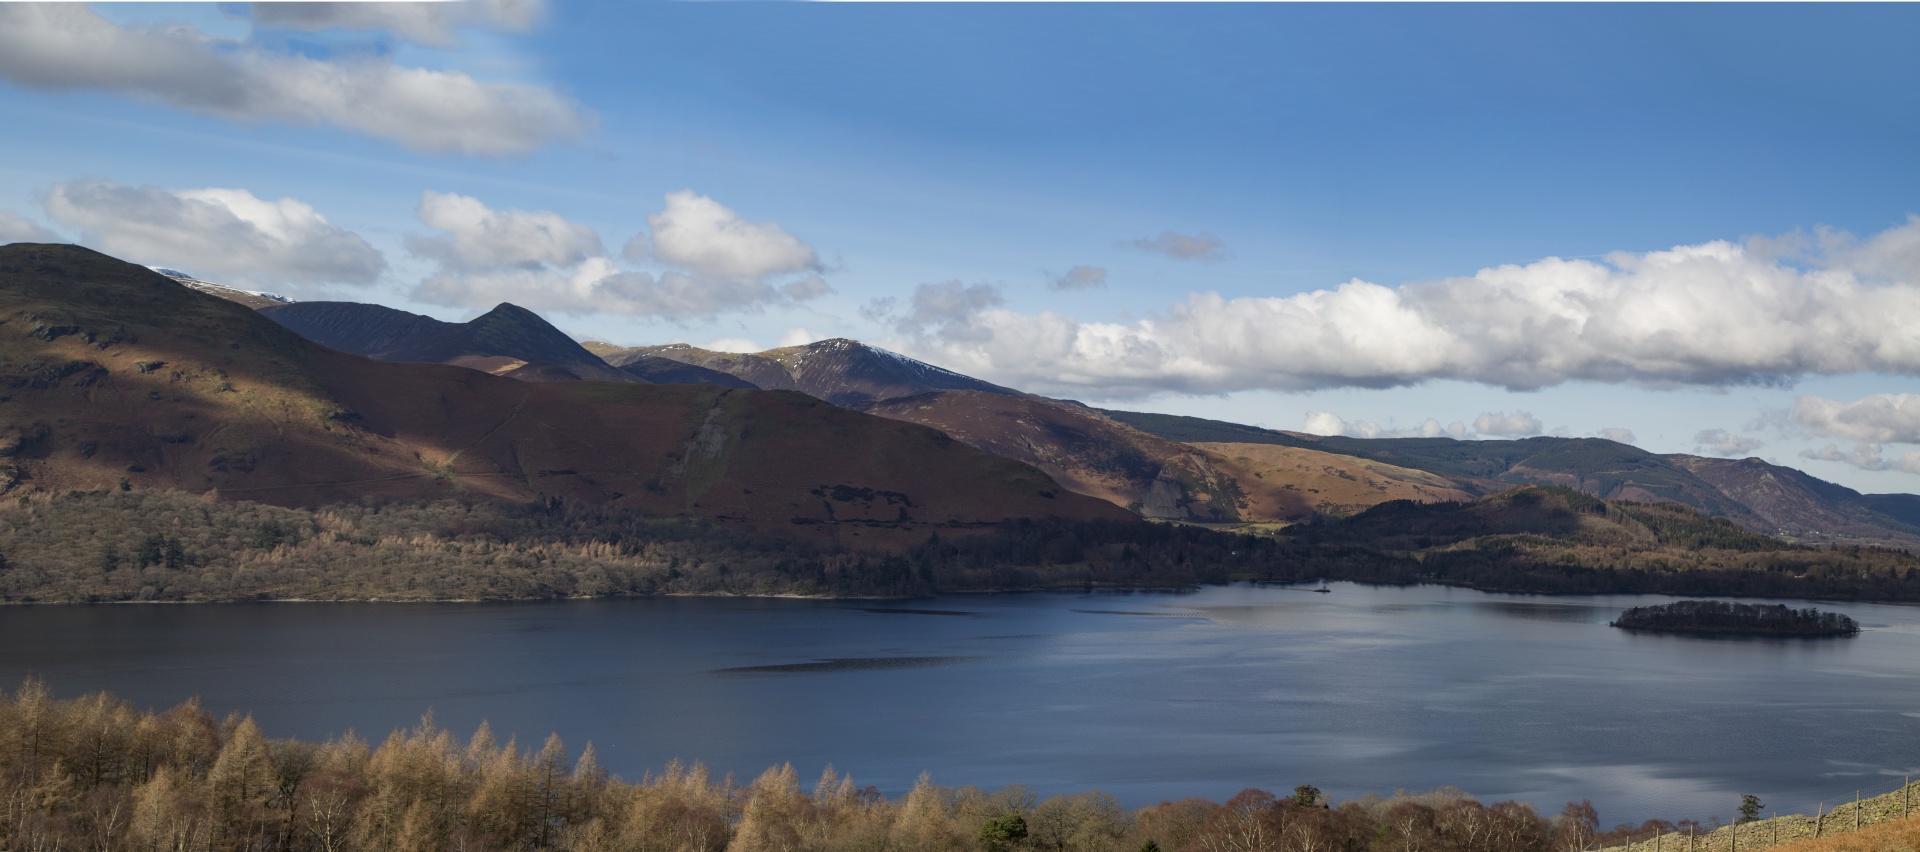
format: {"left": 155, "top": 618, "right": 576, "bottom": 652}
{"left": 259, "top": 300, "right": 637, "bottom": 383}
{"left": 0, "top": 244, "right": 1130, "bottom": 543}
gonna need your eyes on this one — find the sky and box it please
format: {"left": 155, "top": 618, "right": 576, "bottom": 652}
{"left": 2, "top": 2, "right": 1919, "bottom": 492}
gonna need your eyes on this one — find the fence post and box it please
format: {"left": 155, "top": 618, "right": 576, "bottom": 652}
{"left": 1815, "top": 803, "right": 1822, "bottom": 839}
{"left": 1688, "top": 825, "right": 1694, "bottom": 852}
{"left": 1855, "top": 790, "right": 1861, "bottom": 832}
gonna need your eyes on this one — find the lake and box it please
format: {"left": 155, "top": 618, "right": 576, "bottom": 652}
{"left": 1, "top": 583, "right": 1915, "bottom": 827}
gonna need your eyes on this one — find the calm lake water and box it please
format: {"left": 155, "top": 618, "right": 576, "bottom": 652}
{"left": 1, "top": 583, "right": 1915, "bottom": 826}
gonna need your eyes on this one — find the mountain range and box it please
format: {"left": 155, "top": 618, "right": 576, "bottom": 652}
{"left": 27, "top": 247, "right": 1920, "bottom": 551}
{"left": 0, "top": 244, "right": 1128, "bottom": 545}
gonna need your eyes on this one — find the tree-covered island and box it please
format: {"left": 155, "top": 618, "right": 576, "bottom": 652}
{"left": 1609, "top": 600, "right": 1861, "bottom": 637}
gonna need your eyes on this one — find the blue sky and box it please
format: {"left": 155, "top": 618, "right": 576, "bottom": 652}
{"left": 2, "top": 2, "right": 1919, "bottom": 492}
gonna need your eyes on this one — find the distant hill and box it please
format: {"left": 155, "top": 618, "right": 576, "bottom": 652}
{"left": 599, "top": 339, "right": 1025, "bottom": 407}
{"left": 865, "top": 390, "right": 1247, "bottom": 521}
{"left": 0, "top": 244, "right": 1130, "bottom": 542}
{"left": 1106, "top": 410, "right": 1769, "bottom": 524}
{"left": 1287, "top": 486, "right": 1920, "bottom": 600}
{"left": 260, "top": 300, "right": 636, "bottom": 383}
{"left": 581, "top": 342, "right": 760, "bottom": 389}
{"left": 1664, "top": 454, "right": 1920, "bottom": 549}
{"left": 1192, "top": 441, "right": 1476, "bottom": 519}
{"left": 864, "top": 391, "right": 1473, "bottom": 523}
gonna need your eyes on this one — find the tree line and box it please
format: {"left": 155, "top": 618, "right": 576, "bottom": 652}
{"left": 1, "top": 488, "right": 1917, "bottom": 604}
{"left": 3, "top": 680, "right": 1661, "bottom": 852}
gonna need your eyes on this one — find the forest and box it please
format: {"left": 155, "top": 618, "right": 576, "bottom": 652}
{"left": 1, "top": 487, "right": 1918, "bottom": 603}
{"left": 1608, "top": 601, "right": 1861, "bottom": 637}
{"left": 0, "top": 680, "right": 1676, "bottom": 852}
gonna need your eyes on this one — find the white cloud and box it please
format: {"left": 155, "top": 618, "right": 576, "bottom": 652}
{"left": 702, "top": 337, "right": 762, "bottom": 354}
{"left": 781, "top": 275, "right": 833, "bottom": 301}
{"left": 407, "top": 191, "right": 602, "bottom": 272}
{"left": 0, "top": 4, "right": 587, "bottom": 156}
{"left": 244, "top": 0, "right": 545, "bottom": 47}
{"left": 0, "top": 211, "right": 59, "bottom": 244}
{"left": 42, "top": 179, "right": 382, "bottom": 287}
{"left": 411, "top": 192, "right": 824, "bottom": 318}
{"left": 1799, "top": 443, "right": 1895, "bottom": 472}
{"left": 897, "top": 281, "right": 1004, "bottom": 335}
{"left": 1790, "top": 393, "right": 1920, "bottom": 444}
{"left": 630, "top": 191, "right": 820, "bottom": 282}
{"left": 1049, "top": 265, "right": 1108, "bottom": 291}
{"left": 1472, "top": 410, "right": 1543, "bottom": 437}
{"left": 1598, "top": 427, "right": 1638, "bottom": 445}
{"left": 1693, "top": 428, "right": 1764, "bottom": 457}
{"left": 1124, "top": 230, "right": 1226, "bottom": 261}
{"left": 777, "top": 327, "right": 820, "bottom": 348}
{"left": 889, "top": 218, "right": 1920, "bottom": 399}
{"left": 1302, "top": 412, "right": 1468, "bottom": 440}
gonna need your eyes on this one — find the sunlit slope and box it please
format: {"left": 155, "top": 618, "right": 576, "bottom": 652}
{"left": 1192, "top": 441, "right": 1475, "bottom": 518}
{"left": 0, "top": 244, "right": 1128, "bottom": 539}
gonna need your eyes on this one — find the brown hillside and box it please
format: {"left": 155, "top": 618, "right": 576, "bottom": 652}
{"left": 865, "top": 390, "right": 1247, "bottom": 521}
{"left": 862, "top": 391, "right": 1468, "bottom": 524}
{"left": 1192, "top": 441, "right": 1476, "bottom": 518}
{"left": 0, "top": 245, "right": 1128, "bottom": 543}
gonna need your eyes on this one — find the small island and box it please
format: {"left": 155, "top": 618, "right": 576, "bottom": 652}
{"left": 1610, "top": 600, "right": 1861, "bottom": 637}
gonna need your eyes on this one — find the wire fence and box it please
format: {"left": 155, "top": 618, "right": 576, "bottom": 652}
{"left": 1598, "top": 776, "right": 1918, "bottom": 852}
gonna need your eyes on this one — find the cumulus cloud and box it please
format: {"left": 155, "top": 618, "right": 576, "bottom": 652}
{"left": 1125, "top": 230, "right": 1226, "bottom": 261}
{"left": 244, "top": 0, "right": 544, "bottom": 47}
{"left": 0, "top": 4, "right": 587, "bottom": 155}
{"left": 864, "top": 282, "right": 1005, "bottom": 339}
{"left": 42, "top": 179, "right": 382, "bottom": 287}
{"left": 1790, "top": 393, "right": 1920, "bottom": 444}
{"left": 777, "top": 327, "right": 820, "bottom": 348}
{"left": 407, "top": 191, "right": 602, "bottom": 272}
{"left": 1693, "top": 428, "right": 1764, "bottom": 457}
{"left": 781, "top": 275, "right": 833, "bottom": 301}
{"left": 628, "top": 191, "right": 820, "bottom": 281}
{"left": 0, "top": 211, "right": 59, "bottom": 244}
{"left": 888, "top": 218, "right": 1920, "bottom": 399}
{"left": 1302, "top": 412, "right": 1468, "bottom": 440}
{"left": 412, "top": 191, "right": 825, "bottom": 319}
{"left": 1049, "top": 265, "right": 1108, "bottom": 291}
{"left": 1472, "top": 410, "right": 1543, "bottom": 437}
{"left": 702, "top": 337, "right": 762, "bottom": 354}
{"left": 1798, "top": 443, "right": 1896, "bottom": 472}
{"left": 1598, "top": 427, "right": 1638, "bottom": 445}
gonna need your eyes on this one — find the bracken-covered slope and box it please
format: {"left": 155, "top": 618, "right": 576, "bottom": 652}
{"left": 600, "top": 339, "right": 1024, "bottom": 406}
{"left": 260, "top": 300, "right": 636, "bottom": 383}
{"left": 864, "top": 390, "right": 1473, "bottom": 523}
{"left": 1104, "top": 410, "right": 1769, "bottom": 527}
{"left": 1663, "top": 454, "right": 1920, "bottom": 549}
{"left": 864, "top": 390, "right": 1246, "bottom": 521}
{"left": 1192, "top": 441, "right": 1476, "bottom": 519}
{"left": 0, "top": 244, "right": 1129, "bottom": 543}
